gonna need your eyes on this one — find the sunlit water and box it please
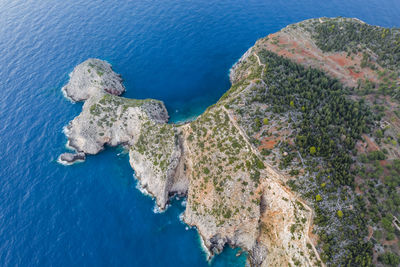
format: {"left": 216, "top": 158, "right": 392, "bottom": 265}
{"left": 0, "top": 0, "right": 399, "bottom": 266}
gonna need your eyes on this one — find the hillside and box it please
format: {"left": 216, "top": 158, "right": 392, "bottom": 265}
{"left": 59, "top": 18, "right": 400, "bottom": 266}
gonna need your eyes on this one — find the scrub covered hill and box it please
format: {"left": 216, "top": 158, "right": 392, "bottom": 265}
{"left": 228, "top": 17, "right": 400, "bottom": 266}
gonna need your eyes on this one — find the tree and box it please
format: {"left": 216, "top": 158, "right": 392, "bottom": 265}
{"left": 263, "top": 118, "right": 269, "bottom": 125}
{"left": 376, "top": 129, "right": 384, "bottom": 138}
{"left": 316, "top": 194, "right": 322, "bottom": 202}
{"left": 310, "top": 146, "right": 317, "bottom": 155}
{"left": 378, "top": 252, "right": 400, "bottom": 266}
{"left": 337, "top": 210, "right": 343, "bottom": 218}
{"left": 254, "top": 118, "right": 261, "bottom": 131}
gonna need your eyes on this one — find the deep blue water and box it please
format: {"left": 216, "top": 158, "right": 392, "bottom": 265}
{"left": 0, "top": 0, "right": 399, "bottom": 266}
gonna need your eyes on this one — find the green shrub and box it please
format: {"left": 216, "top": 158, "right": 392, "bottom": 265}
{"left": 337, "top": 210, "right": 343, "bottom": 218}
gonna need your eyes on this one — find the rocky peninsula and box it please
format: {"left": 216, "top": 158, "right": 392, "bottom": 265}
{"left": 60, "top": 18, "right": 400, "bottom": 266}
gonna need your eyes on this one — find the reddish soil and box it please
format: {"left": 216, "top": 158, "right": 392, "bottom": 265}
{"left": 328, "top": 55, "right": 347, "bottom": 67}
{"left": 367, "top": 226, "right": 374, "bottom": 241}
{"left": 308, "top": 224, "right": 319, "bottom": 246}
{"left": 380, "top": 160, "right": 389, "bottom": 167}
{"left": 382, "top": 238, "right": 399, "bottom": 246}
{"left": 363, "top": 134, "right": 380, "bottom": 152}
{"left": 355, "top": 185, "right": 363, "bottom": 195}
{"left": 262, "top": 31, "right": 385, "bottom": 89}
{"left": 259, "top": 137, "right": 279, "bottom": 150}
{"left": 348, "top": 67, "right": 363, "bottom": 79}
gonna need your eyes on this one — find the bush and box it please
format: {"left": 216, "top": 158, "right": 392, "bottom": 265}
{"left": 203, "top": 167, "right": 210, "bottom": 175}
{"left": 337, "top": 210, "right": 343, "bottom": 218}
{"left": 367, "top": 150, "right": 386, "bottom": 161}
{"left": 255, "top": 158, "right": 265, "bottom": 169}
{"left": 261, "top": 148, "right": 271, "bottom": 156}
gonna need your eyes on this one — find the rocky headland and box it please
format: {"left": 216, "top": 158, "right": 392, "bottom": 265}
{"left": 59, "top": 18, "right": 400, "bottom": 266}
{"left": 59, "top": 56, "right": 318, "bottom": 266}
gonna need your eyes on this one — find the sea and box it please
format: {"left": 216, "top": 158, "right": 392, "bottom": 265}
{"left": 0, "top": 0, "right": 399, "bottom": 266}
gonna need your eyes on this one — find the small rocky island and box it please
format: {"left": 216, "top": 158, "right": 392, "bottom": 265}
{"left": 60, "top": 18, "right": 400, "bottom": 266}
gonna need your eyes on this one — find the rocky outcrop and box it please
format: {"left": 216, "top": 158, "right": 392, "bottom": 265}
{"left": 58, "top": 152, "right": 85, "bottom": 165}
{"left": 62, "top": 58, "right": 125, "bottom": 102}
{"left": 64, "top": 95, "right": 168, "bottom": 154}
{"left": 128, "top": 124, "right": 186, "bottom": 209}
{"left": 60, "top": 59, "right": 185, "bottom": 210}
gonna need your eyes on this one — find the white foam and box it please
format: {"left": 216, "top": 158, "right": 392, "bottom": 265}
{"left": 134, "top": 179, "right": 168, "bottom": 213}
{"left": 198, "top": 233, "right": 212, "bottom": 261}
{"left": 135, "top": 180, "right": 152, "bottom": 197}
{"left": 178, "top": 212, "right": 185, "bottom": 223}
{"left": 117, "top": 146, "right": 129, "bottom": 156}
{"left": 153, "top": 203, "right": 168, "bottom": 214}
{"left": 61, "top": 82, "right": 76, "bottom": 104}
{"left": 181, "top": 199, "right": 187, "bottom": 207}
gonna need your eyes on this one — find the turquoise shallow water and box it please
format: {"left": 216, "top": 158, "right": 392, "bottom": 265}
{"left": 0, "top": 0, "right": 399, "bottom": 266}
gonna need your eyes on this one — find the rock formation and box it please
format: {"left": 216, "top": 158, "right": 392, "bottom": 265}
{"left": 59, "top": 59, "right": 184, "bottom": 209}
{"left": 62, "top": 58, "right": 125, "bottom": 102}
{"left": 58, "top": 152, "right": 85, "bottom": 165}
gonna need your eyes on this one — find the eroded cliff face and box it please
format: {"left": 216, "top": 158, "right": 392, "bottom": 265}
{"left": 128, "top": 121, "right": 187, "bottom": 209}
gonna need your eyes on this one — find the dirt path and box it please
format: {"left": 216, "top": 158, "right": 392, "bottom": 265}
{"left": 254, "top": 52, "right": 265, "bottom": 78}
